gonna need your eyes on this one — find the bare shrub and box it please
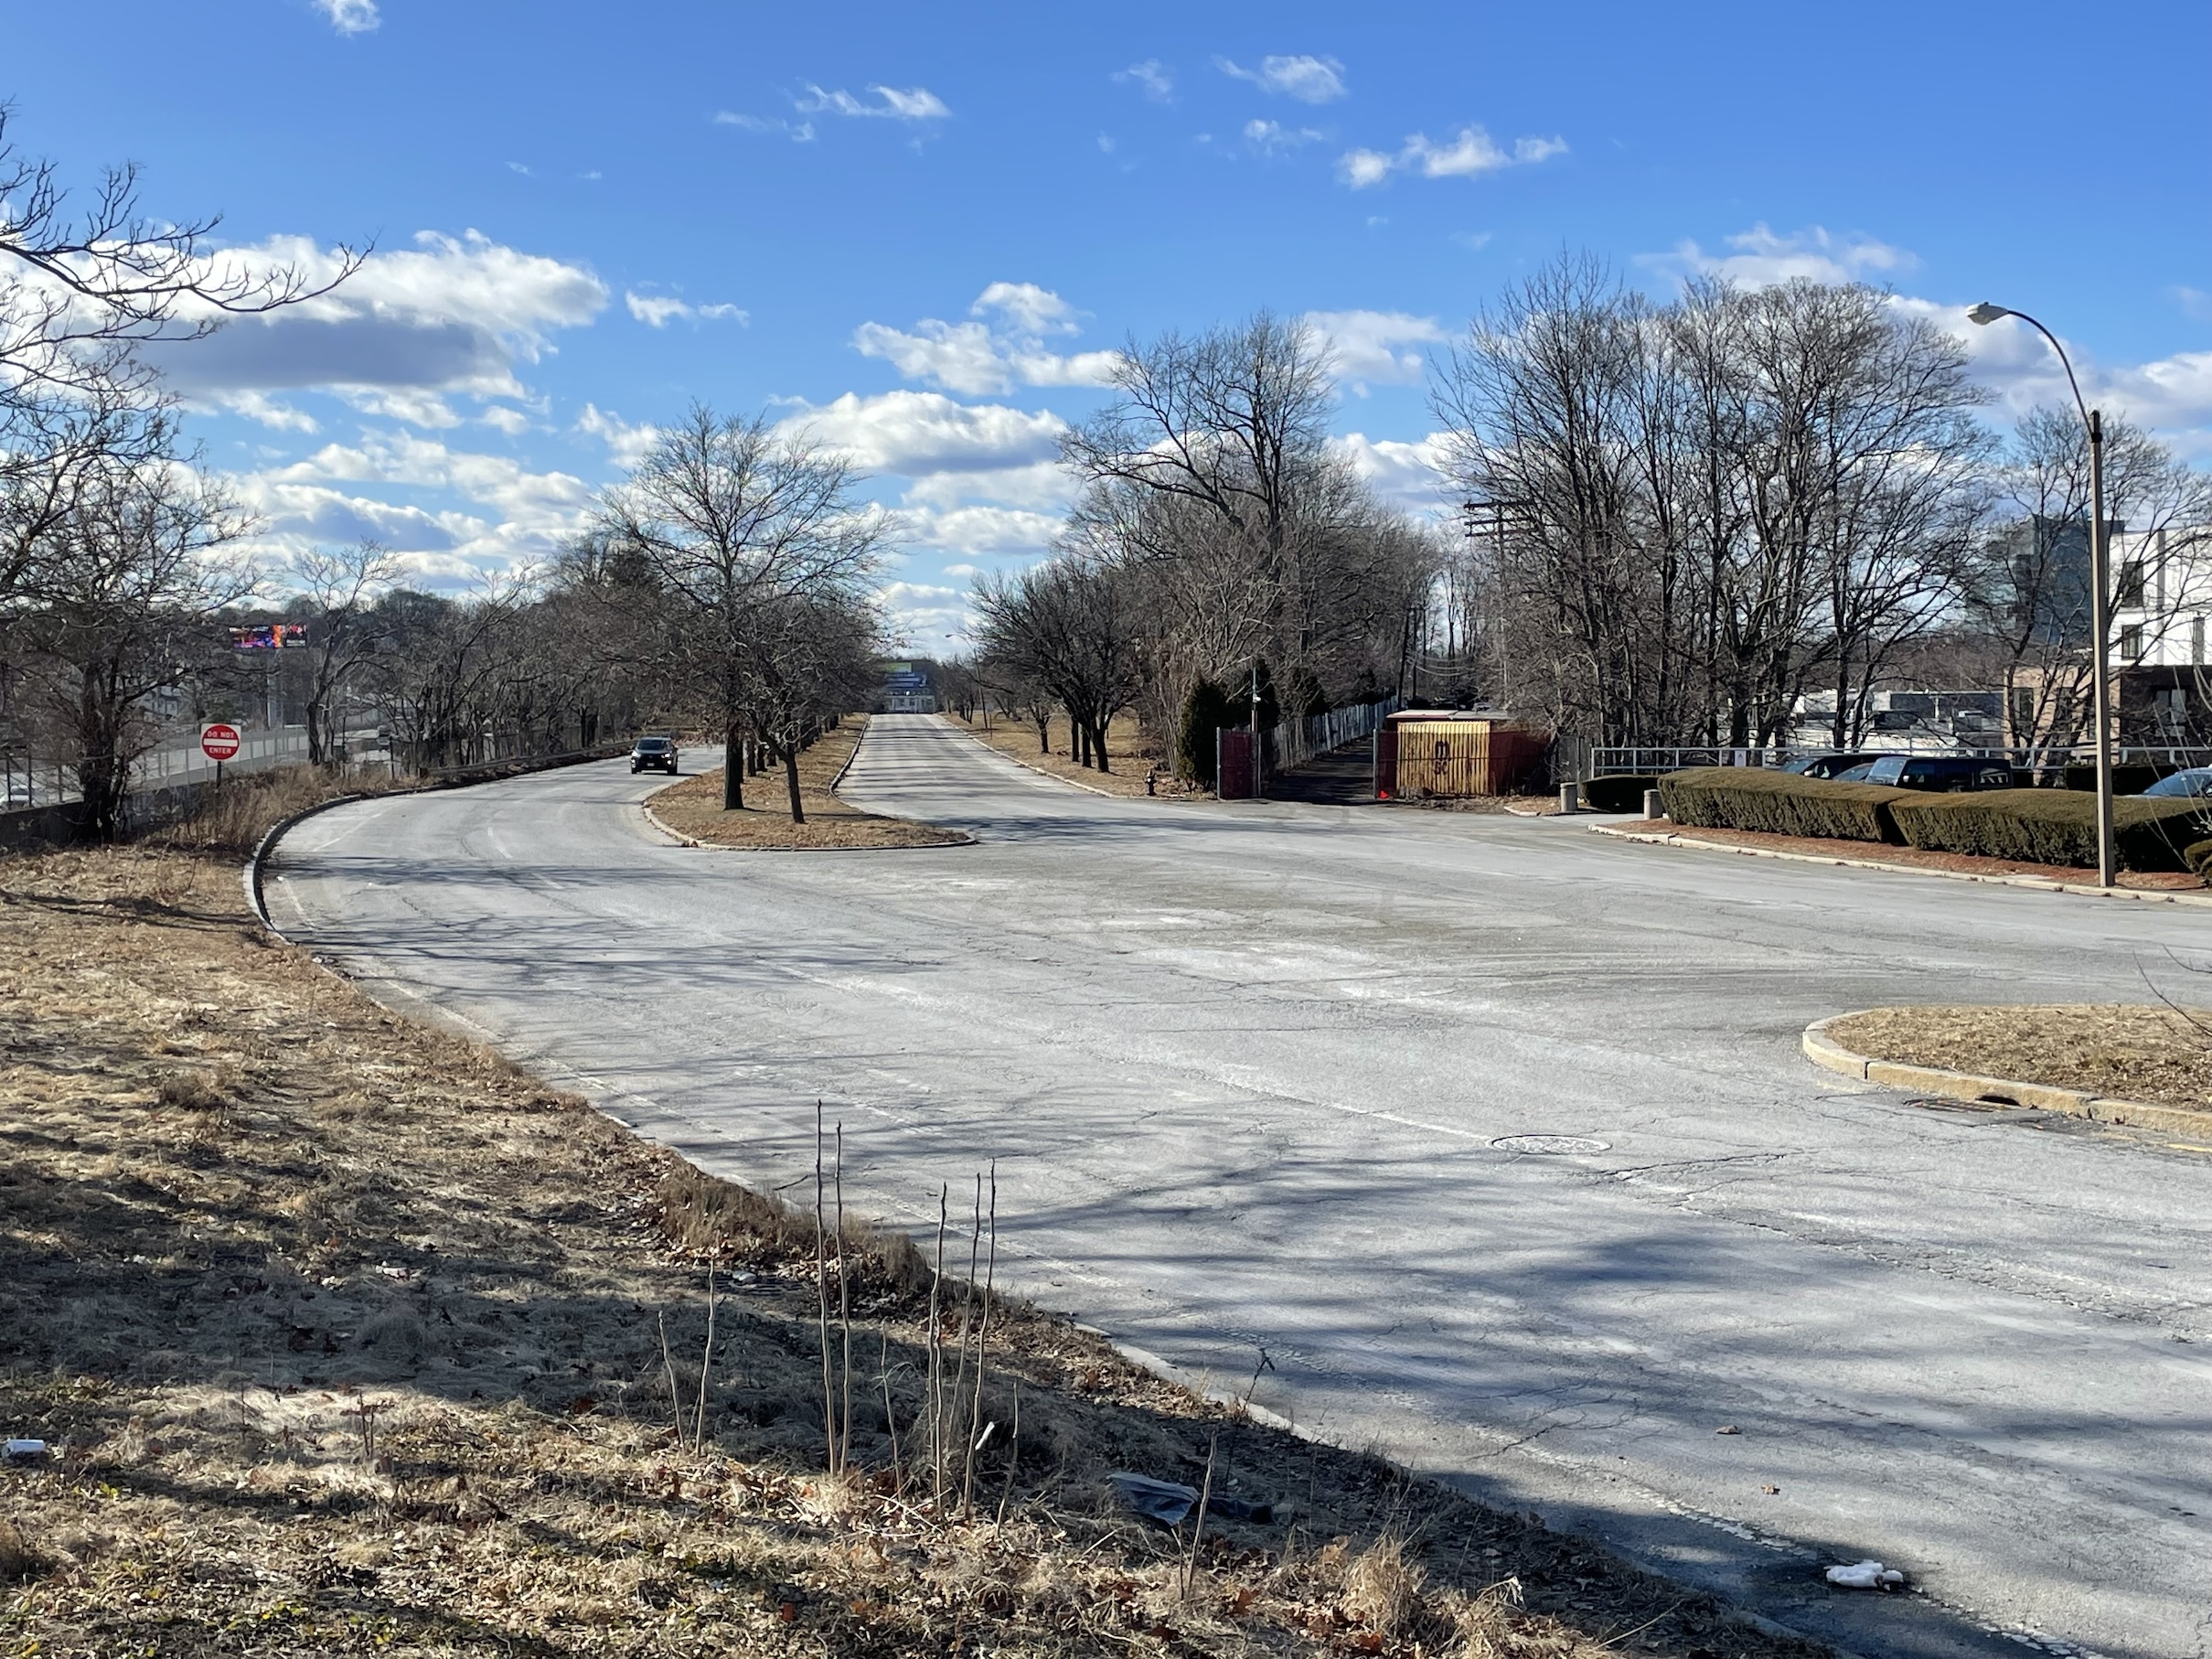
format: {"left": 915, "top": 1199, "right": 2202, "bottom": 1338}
{"left": 1342, "top": 1534, "right": 1426, "bottom": 1634}
{"left": 0, "top": 1517, "right": 40, "bottom": 1582}
{"left": 652, "top": 1164, "right": 932, "bottom": 1300}
{"left": 155, "top": 1070, "right": 225, "bottom": 1112}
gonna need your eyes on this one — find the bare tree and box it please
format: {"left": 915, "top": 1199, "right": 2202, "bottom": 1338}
{"left": 974, "top": 551, "right": 1145, "bottom": 772}
{"left": 1434, "top": 257, "right": 1994, "bottom": 748}
{"left": 0, "top": 108, "right": 362, "bottom": 412}
{"left": 287, "top": 541, "right": 400, "bottom": 765}
{"left": 8, "top": 416, "right": 256, "bottom": 837}
{"left": 744, "top": 592, "right": 883, "bottom": 820}
{"left": 601, "top": 407, "right": 890, "bottom": 808}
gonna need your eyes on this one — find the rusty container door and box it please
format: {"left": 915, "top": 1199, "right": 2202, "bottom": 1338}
{"left": 1373, "top": 723, "right": 1398, "bottom": 798}
{"left": 1216, "top": 728, "right": 1257, "bottom": 799}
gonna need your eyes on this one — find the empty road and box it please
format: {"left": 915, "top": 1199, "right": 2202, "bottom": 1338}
{"left": 266, "top": 715, "right": 2212, "bottom": 1659}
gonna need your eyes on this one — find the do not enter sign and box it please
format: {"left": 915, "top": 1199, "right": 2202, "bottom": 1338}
{"left": 199, "top": 722, "right": 241, "bottom": 763}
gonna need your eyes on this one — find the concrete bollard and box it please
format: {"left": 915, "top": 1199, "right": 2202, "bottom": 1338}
{"left": 1644, "top": 788, "right": 1664, "bottom": 821}
{"left": 1558, "top": 782, "right": 1580, "bottom": 814}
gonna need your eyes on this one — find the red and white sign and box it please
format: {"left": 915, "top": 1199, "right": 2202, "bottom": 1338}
{"left": 199, "top": 722, "right": 241, "bottom": 763}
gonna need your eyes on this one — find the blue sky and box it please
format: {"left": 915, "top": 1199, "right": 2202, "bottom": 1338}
{"left": 9, "top": 0, "right": 2212, "bottom": 650}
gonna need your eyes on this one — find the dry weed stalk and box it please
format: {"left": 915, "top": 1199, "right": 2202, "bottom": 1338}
{"left": 960, "top": 1162, "right": 997, "bottom": 1520}
{"left": 657, "top": 1311, "right": 684, "bottom": 1445}
{"left": 691, "top": 1258, "right": 721, "bottom": 1452}
{"left": 815, "top": 1101, "right": 839, "bottom": 1477}
{"left": 1181, "top": 1430, "right": 1217, "bottom": 1598}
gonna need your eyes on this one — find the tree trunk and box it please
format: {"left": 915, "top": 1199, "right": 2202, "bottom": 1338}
{"left": 1092, "top": 719, "right": 1112, "bottom": 774}
{"left": 306, "top": 701, "right": 327, "bottom": 767}
{"left": 781, "top": 739, "right": 806, "bottom": 824}
{"left": 723, "top": 716, "right": 745, "bottom": 809}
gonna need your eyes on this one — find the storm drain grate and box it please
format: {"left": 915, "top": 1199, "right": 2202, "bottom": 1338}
{"left": 1491, "top": 1134, "right": 1612, "bottom": 1156}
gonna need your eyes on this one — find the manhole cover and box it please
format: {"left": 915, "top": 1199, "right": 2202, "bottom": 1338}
{"left": 1491, "top": 1134, "right": 1611, "bottom": 1156}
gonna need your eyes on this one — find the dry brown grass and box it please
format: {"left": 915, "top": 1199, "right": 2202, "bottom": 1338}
{"left": 145, "top": 762, "right": 410, "bottom": 857}
{"left": 1830, "top": 1003, "right": 2212, "bottom": 1112}
{"left": 0, "top": 842, "right": 1825, "bottom": 1659}
{"left": 647, "top": 717, "right": 967, "bottom": 850}
{"left": 960, "top": 711, "right": 1208, "bottom": 801}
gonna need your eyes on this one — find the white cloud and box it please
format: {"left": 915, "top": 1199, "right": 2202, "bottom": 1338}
{"left": 1340, "top": 128, "right": 1565, "bottom": 188}
{"left": 796, "top": 84, "right": 950, "bottom": 122}
{"left": 1333, "top": 432, "right": 1454, "bottom": 517}
{"left": 341, "top": 388, "right": 462, "bottom": 429}
{"left": 1643, "top": 223, "right": 1912, "bottom": 288}
{"left": 873, "top": 580, "right": 975, "bottom": 652}
{"left": 315, "top": 0, "right": 379, "bottom": 35}
{"left": 713, "top": 112, "right": 817, "bottom": 142}
{"left": 1304, "top": 310, "right": 1448, "bottom": 387}
{"left": 1245, "top": 119, "right": 1324, "bottom": 155}
{"left": 784, "top": 391, "right": 1065, "bottom": 476}
{"left": 625, "top": 290, "right": 749, "bottom": 327}
{"left": 213, "top": 391, "right": 319, "bottom": 433}
{"left": 1114, "top": 59, "right": 1174, "bottom": 102}
{"left": 1218, "top": 54, "right": 1347, "bottom": 103}
{"left": 902, "top": 459, "right": 1074, "bottom": 514}
{"left": 231, "top": 432, "right": 599, "bottom": 586}
{"left": 574, "top": 403, "right": 658, "bottom": 470}
{"left": 148, "top": 229, "right": 607, "bottom": 401}
{"left": 853, "top": 284, "right": 1119, "bottom": 395}
{"left": 477, "top": 405, "right": 531, "bottom": 436}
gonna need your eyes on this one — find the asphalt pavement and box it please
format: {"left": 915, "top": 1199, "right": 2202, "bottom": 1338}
{"left": 265, "top": 714, "right": 2212, "bottom": 1659}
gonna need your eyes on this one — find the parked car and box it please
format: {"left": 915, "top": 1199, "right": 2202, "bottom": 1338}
{"left": 1781, "top": 752, "right": 1876, "bottom": 779}
{"left": 2141, "top": 767, "right": 2212, "bottom": 799}
{"left": 1862, "top": 755, "right": 2015, "bottom": 792}
{"left": 630, "top": 735, "right": 680, "bottom": 775}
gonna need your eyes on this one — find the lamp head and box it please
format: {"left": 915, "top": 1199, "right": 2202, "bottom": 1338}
{"left": 1967, "top": 302, "right": 2012, "bottom": 326}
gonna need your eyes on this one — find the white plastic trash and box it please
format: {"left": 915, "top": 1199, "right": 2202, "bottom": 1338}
{"left": 1825, "top": 1558, "right": 1906, "bottom": 1589}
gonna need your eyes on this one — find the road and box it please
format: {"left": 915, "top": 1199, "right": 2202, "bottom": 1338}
{"left": 266, "top": 714, "right": 2212, "bottom": 1659}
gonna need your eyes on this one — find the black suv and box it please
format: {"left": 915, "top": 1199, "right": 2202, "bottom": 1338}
{"left": 1863, "top": 755, "right": 2014, "bottom": 792}
{"left": 1781, "top": 752, "right": 1876, "bottom": 779}
{"left": 630, "top": 735, "right": 680, "bottom": 775}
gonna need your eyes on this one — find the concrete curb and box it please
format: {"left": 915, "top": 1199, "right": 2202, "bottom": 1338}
{"left": 243, "top": 791, "right": 371, "bottom": 928}
{"left": 1593, "top": 821, "right": 2212, "bottom": 909}
{"left": 1803, "top": 1013, "right": 2212, "bottom": 1139}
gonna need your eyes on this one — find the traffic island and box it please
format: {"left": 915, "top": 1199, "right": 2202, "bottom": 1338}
{"left": 644, "top": 716, "right": 968, "bottom": 851}
{"left": 1805, "top": 1007, "right": 2212, "bottom": 1139}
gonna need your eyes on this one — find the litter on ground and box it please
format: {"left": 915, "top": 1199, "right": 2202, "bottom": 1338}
{"left": 1825, "top": 1559, "right": 1907, "bottom": 1589}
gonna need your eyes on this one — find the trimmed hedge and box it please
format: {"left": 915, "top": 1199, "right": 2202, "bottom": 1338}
{"left": 1655, "top": 767, "right": 1910, "bottom": 843}
{"left": 1581, "top": 774, "right": 1659, "bottom": 812}
{"left": 1891, "top": 790, "right": 2212, "bottom": 872}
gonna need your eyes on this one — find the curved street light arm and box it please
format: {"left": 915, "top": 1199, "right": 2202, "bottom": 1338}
{"left": 2000, "top": 307, "right": 2093, "bottom": 434}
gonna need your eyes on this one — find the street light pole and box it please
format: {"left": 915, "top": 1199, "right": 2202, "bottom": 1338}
{"left": 1968, "top": 303, "right": 2117, "bottom": 887}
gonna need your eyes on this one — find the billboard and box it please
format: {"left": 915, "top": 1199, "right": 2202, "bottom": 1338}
{"left": 231, "top": 623, "right": 308, "bottom": 651}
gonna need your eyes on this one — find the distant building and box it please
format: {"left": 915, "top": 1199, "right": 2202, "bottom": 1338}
{"left": 2111, "top": 525, "right": 2212, "bottom": 744}
{"left": 1787, "top": 689, "right": 2003, "bottom": 752}
{"left": 878, "top": 661, "right": 937, "bottom": 714}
